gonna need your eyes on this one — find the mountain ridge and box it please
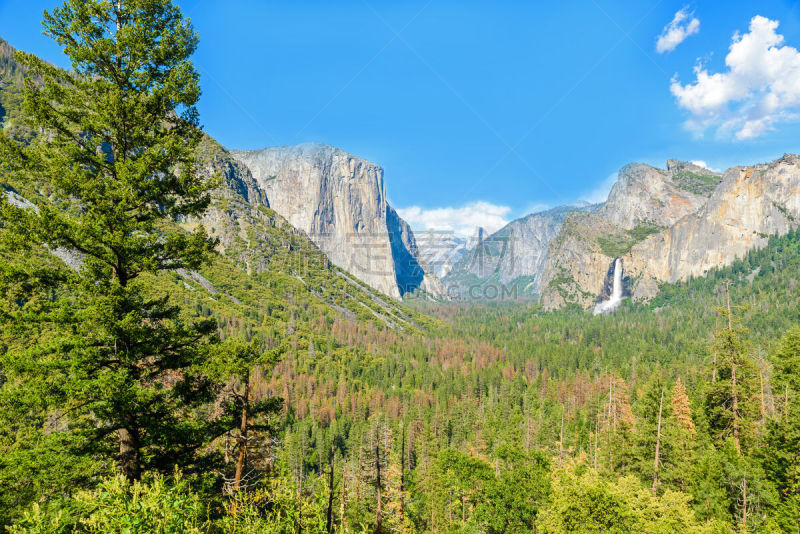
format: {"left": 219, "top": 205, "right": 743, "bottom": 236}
{"left": 540, "top": 154, "right": 799, "bottom": 309}
{"left": 436, "top": 154, "right": 798, "bottom": 311}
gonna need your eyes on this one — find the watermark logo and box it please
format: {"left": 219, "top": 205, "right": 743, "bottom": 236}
{"left": 296, "top": 229, "right": 526, "bottom": 301}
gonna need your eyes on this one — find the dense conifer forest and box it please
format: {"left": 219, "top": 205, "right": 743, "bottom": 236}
{"left": 1, "top": 1, "right": 800, "bottom": 532}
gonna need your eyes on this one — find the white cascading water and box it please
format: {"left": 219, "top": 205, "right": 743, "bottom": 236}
{"left": 593, "top": 258, "right": 624, "bottom": 315}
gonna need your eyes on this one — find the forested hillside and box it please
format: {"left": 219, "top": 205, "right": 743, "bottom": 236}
{"left": 2, "top": 3, "right": 800, "bottom": 533}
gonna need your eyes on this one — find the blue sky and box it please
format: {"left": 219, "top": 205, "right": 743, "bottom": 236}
{"left": 2, "top": 0, "right": 800, "bottom": 236}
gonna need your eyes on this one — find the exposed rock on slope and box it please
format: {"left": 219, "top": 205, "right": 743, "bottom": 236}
{"left": 203, "top": 138, "right": 268, "bottom": 209}
{"left": 627, "top": 154, "right": 800, "bottom": 300}
{"left": 539, "top": 160, "right": 722, "bottom": 309}
{"left": 231, "top": 143, "right": 442, "bottom": 299}
{"left": 442, "top": 205, "right": 596, "bottom": 298}
{"left": 188, "top": 140, "right": 426, "bottom": 328}
{"left": 0, "top": 37, "right": 429, "bottom": 331}
{"left": 386, "top": 205, "right": 445, "bottom": 297}
{"left": 600, "top": 160, "right": 719, "bottom": 229}
{"left": 488, "top": 206, "right": 586, "bottom": 293}
{"left": 538, "top": 212, "right": 632, "bottom": 309}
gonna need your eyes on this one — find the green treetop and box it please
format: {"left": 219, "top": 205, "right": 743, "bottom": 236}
{"left": 0, "top": 0, "right": 220, "bottom": 493}
{"left": 705, "top": 292, "right": 759, "bottom": 455}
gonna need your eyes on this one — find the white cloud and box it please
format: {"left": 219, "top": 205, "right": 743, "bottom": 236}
{"left": 396, "top": 201, "right": 511, "bottom": 238}
{"left": 656, "top": 7, "right": 700, "bottom": 54}
{"left": 671, "top": 15, "right": 800, "bottom": 139}
{"left": 690, "top": 160, "right": 722, "bottom": 172}
{"left": 580, "top": 173, "right": 618, "bottom": 204}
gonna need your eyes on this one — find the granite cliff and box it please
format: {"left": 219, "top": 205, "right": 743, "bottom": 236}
{"left": 600, "top": 160, "right": 719, "bottom": 229}
{"left": 442, "top": 205, "right": 590, "bottom": 298}
{"left": 231, "top": 143, "right": 442, "bottom": 299}
{"left": 536, "top": 155, "right": 800, "bottom": 310}
{"left": 626, "top": 154, "right": 800, "bottom": 300}
{"left": 538, "top": 212, "right": 632, "bottom": 309}
{"left": 539, "top": 159, "right": 723, "bottom": 309}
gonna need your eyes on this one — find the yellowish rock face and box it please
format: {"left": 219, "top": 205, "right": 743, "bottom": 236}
{"left": 539, "top": 156, "right": 800, "bottom": 310}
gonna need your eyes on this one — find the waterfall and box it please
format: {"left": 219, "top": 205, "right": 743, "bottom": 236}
{"left": 593, "top": 258, "right": 624, "bottom": 315}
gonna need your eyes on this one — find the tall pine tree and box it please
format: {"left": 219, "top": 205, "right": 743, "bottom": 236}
{"left": 705, "top": 292, "right": 759, "bottom": 454}
{"left": 763, "top": 327, "right": 800, "bottom": 528}
{"left": 0, "top": 0, "right": 219, "bottom": 497}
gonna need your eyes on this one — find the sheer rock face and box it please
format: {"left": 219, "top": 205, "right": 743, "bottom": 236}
{"left": 626, "top": 154, "right": 800, "bottom": 300}
{"left": 198, "top": 138, "right": 268, "bottom": 209}
{"left": 538, "top": 212, "right": 630, "bottom": 310}
{"left": 493, "top": 206, "right": 590, "bottom": 291}
{"left": 386, "top": 205, "right": 446, "bottom": 297}
{"left": 538, "top": 154, "right": 800, "bottom": 309}
{"left": 600, "top": 160, "right": 717, "bottom": 229}
{"left": 231, "top": 143, "right": 443, "bottom": 299}
{"left": 442, "top": 205, "right": 584, "bottom": 297}
{"left": 539, "top": 160, "right": 722, "bottom": 310}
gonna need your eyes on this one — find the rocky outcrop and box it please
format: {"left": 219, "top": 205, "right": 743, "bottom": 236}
{"left": 538, "top": 212, "right": 632, "bottom": 309}
{"left": 626, "top": 154, "right": 800, "bottom": 300}
{"left": 231, "top": 142, "right": 443, "bottom": 299}
{"left": 600, "top": 160, "right": 719, "bottom": 229}
{"left": 199, "top": 137, "right": 268, "bottom": 208}
{"left": 539, "top": 154, "right": 800, "bottom": 309}
{"left": 539, "top": 160, "right": 722, "bottom": 310}
{"left": 488, "top": 206, "right": 582, "bottom": 291}
{"left": 442, "top": 205, "right": 597, "bottom": 298}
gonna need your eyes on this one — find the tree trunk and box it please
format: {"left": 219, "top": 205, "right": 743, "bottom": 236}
{"left": 559, "top": 412, "right": 564, "bottom": 467}
{"left": 119, "top": 426, "right": 140, "bottom": 481}
{"left": 400, "top": 425, "right": 406, "bottom": 523}
{"left": 234, "top": 373, "right": 250, "bottom": 491}
{"left": 375, "top": 426, "right": 383, "bottom": 533}
{"left": 759, "top": 357, "right": 766, "bottom": 424}
{"left": 726, "top": 284, "right": 741, "bottom": 454}
{"left": 340, "top": 462, "right": 347, "bottom": 530}
{"left": 356, "top": 435, "right": 363, "bottom": 508}
{"left": 732, "top": 360, "right": 741, "bottom": 453}
{"left": 741, "top": 471, "right": 748, "bottom": 530}
{"left": 652, "top": 389, "right": 664, "bottom": 495}
{"left": 326, "top": 449, "right": 335, "bottom": 534}
{"left": 448, "top": 492, "right": 452, "bottom": 527}
{"left": 608, "top": 378, "right": 614, "bottom": 471}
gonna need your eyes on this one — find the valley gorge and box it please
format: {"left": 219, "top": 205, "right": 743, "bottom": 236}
{"left": 6, "top": 22, "right": 770, "bottom": 317}
{"left": 208, "top": 139, "right": 800, "bottom": 310}
{"left": 4, "top": 5, "right": 800, "bottom": 530}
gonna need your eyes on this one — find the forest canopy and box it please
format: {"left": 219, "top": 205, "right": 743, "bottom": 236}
{"left": 1, "top": 1, "right": 800, "bottom": 533}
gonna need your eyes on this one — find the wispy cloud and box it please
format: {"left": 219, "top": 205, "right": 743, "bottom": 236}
{"left": 580, "top": 173, "right": 618, "bottom": 205}
{"left": 656, "top": 7, "right": 700, "bottom": 54}
{"left": 396, "top": 201, "right": 511, "bottom": 237}
{"left": 690, "top": 160, "right": 722, "bottom": 173}
{"left": 671, "top": 15, "right": 800, "bottom": 140}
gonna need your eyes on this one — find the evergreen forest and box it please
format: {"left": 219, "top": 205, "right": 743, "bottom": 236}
{"left": 1, "top": 1, "right": 799, "bottom": 532}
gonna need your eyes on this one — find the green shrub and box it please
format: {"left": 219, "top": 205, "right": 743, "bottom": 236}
{"left": 8, "top": 474, "right": 207, "bottom": 534}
